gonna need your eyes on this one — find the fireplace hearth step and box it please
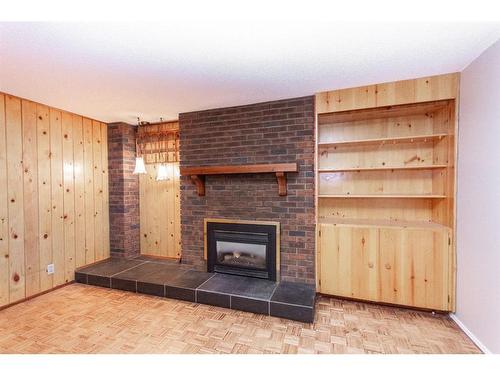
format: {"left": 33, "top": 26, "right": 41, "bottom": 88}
{"left": 75, "top": 257, "right": 316, "bottom": 323}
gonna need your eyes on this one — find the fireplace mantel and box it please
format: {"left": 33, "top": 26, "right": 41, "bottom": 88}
{"left": 180, "top": 163, "right": 298, "bottom": 196}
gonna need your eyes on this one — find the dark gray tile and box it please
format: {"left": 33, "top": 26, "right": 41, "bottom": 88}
{"left": 75, "top": 272, "right": 87, "bottom": 284}
{"left": 270, "top": 282, "right": 316, "bottom": 307}
{"left": 168, "top": 270, "right": 214, "bottom": 289}
{"left": 133, "top": 255, "right": 184, "bottom": 266}
{"left": 231, "top": 296, "right": 269, "bottom": 315}
{"left": 77, "top": 258, "right": 145, "bottom": 277}
{"left": 111, "top": 278, "right": 137, "bottom": 292}
{"left": 196, "top": 273, "right": 246, "bottom": 293}
{"left": 233, "top": 277, "right": 277, "bottom": 300}
{"left": 137, "top": 281, "right": 165, "bottom": 297}
{"left": 198, "top": 273, "right": 277, "bottom": 300}
{"left": 196, "top": 290, "right": 230, "bottom": 308}
{"left": 166, "top": 286, "right": 196, "bottom": 302}
{"left": 87, "top": 274, "right": 110, "bottom": 288}
{"left": 141, "top": 267, "right": 188, "bottom": 285}
{"left": 270, "top": 302, "right": 314, "bottom": 323}
{"left": 112, "top": 262, "right": 184, "bottom": 283}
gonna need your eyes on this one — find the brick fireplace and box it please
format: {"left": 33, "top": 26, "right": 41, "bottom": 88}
{"left": 179, "top": 96, "right": 315, "bottom": 284}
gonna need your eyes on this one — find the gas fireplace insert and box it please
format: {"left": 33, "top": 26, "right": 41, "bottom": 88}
{"left": 205, "top": 220, "right": 278, "bottom": 281}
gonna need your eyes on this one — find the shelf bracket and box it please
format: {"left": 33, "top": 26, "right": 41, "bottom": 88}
{"left": 190, "top": 175, "right": 205, "bottom": 196}
{"left": 276, "top": 172, "right": 287, "bottom": 196}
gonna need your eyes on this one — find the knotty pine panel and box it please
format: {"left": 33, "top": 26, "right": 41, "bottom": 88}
{"left": 0, "top": 94, "right": 9, "bottom": 306}
{"left": 83, "top": 117, "right": 95, "bottom": 264}
{"left": 0, "top": 92, "right": 110, "bottom": 308}
{"left": 139, "top": 163, "right": 181, "bottom": 258}
{"left": 138, "top": 122, "right": 180, "bottom": 259}
{"left": 22, "top": 100, "right": 40, "bottom": 296}
{"left": 92, "top": 120, "right": 104, "bottom": 262}
{"left": 62, "top": 112, "right": 76, "bottom": 283}
{"left": 5, "top": 95, "right": 26, "bottom": 303}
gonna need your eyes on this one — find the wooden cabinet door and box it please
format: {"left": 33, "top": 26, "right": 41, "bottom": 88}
{"left": 378, "top": 228, "right": 450, "bottom": 310}
{"left": 320, "top": 224, "right": 451, "bottom": 311}
{"left": 319, "top": 224, "right": 378, "bottom": 301}
{"left": 378, "top": 228, "right": 403, "bottom": 305}
{"left": 350, "top": 227, "right": 379, "bottom": 301}
{"left": 399, "top": 229, "right": 450, "bottom": 310}
{"left": 319, "top": 224, "right": 352, "bottom": 297}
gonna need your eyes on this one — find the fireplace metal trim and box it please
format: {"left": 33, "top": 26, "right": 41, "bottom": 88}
{"left": 204, "top": 218, "right": 280, "bottom": 279}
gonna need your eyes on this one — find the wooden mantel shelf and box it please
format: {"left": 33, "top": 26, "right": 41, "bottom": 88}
{"left": 180, "top": 163, "right": 298, "bottom": 196}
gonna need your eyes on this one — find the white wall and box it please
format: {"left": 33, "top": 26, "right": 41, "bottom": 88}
{"left": 455, "top": 39, "right": 500, "bottom": 354}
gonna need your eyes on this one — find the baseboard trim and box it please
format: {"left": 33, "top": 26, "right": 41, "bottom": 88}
{"left": 0, "top": 281, "right": 74, "bottom": 312}
{"left": 449, "top": 313, "right": 491, "bottom": 354}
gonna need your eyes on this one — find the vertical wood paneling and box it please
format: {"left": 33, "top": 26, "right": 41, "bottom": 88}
{"left": 143, "top": 165, "right": 159, "bottom": 254}
{"left": 139, "top": 162, "right": 181, "bottom": 258}
{"left": 0, "top": 94, "right": 9, "bottom": 306}
{"left": 62, "top": 112, "right": 75, "bottom": 282}
{"left": 164, "top": 163, "right": 175, "bottom": 256}
{"left": 22, "top": 100, "right": 40, "bottom": 296}
{"left": 139, "top": 169, "right": 148, "bottom": 255}
{"left": 37, "top": 104, "right": 52, "bottom": 291}
{"left": 92, "top": 121, "right": 104, "bottom": 261}
{"left": 173, "top": 162, "right": 181, "bottom": 258}
{"left": 73, "top": 115, "right": 86, "bottom": 268}
{"left": 0, "top": 92, "right": 110, "bottom": 309}
{"left": 83, "top": 118, "right": 95, "bottom": 264}
{"left": 101, "top": 123, "right": 110, "bottom": 258}
{"left": 138, "top": 122, "right": 180, "bottom": 259}
{"left": 49, "top": 108, "right": 65, "bottom": 287}
{"left": 5, "top": 95, "right": 25, "bottom": 303}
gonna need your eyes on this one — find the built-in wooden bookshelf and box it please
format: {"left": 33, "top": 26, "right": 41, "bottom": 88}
{"left": 315, "top": 73, "right": 459, "bottom": 312}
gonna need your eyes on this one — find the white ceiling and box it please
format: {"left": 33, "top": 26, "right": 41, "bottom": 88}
{"left": 1, "top": 21, "right": 499, "bottom": 123}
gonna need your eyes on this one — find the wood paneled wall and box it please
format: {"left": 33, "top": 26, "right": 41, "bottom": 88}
{"left": 139, "top": 163, "right": 181, "bottom": 258}
{"left": 0, "top": 93, "right": 110, "bottom": 308}
{"left": 138, "top": 122, "right": 180, "bottom": 258}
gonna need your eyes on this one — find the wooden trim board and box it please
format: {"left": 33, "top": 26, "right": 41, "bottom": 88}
{"left": 180, "top": 163, "right": 297, "bottom": 175}
{"left": 0, "top": 281, "right": 74, "bottom": 312}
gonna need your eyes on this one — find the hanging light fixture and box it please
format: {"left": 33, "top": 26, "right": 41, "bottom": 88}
{"left": 133, "top": 117, "right": 147, "bottom": 175}
{"left": 156, "top": 164, "right": 170, "bottom": 181}
{"left": 133, "top": 156, "right": 147, "bottom": 174}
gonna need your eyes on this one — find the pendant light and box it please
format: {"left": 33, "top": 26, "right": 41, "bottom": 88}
{"left": 133, "top": 156, "right": 147, "bottom": 174}
{"left": 156, "top": 164, "right": 169, "bottom": 181}
{"left": 133, "top": 117, "right": 147, "bottom": 175}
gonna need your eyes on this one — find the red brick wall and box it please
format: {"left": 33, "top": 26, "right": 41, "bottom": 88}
{"left": 179, "top": 96, "right": 315, "bottom": 284}
{"left": 107, "top": 122, "right": 140, "bottom": 258}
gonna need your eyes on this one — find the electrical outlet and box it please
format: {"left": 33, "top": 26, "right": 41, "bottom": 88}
{"left": 47, "top": 264, "right": 54, "bottom": 275}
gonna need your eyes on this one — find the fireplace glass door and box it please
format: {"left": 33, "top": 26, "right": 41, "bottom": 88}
{"left": 215, "top": 231, "right": 268, "bottom": 270}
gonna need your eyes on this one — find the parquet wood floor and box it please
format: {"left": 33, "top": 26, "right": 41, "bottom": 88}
{"left": 0, "top": 284, "right": 480, "bottom": 354}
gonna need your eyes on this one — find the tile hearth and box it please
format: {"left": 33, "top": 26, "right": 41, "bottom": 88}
{"left": 75, "top": 257, "right": 316, "bottom": 323}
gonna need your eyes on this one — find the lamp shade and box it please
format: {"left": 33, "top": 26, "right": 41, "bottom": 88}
{"left": 133, "top": 157, "right": 147, "bottom": 174}
{"left": 156, "top": 164, "right": 170, "bottom": 181}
